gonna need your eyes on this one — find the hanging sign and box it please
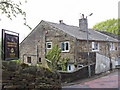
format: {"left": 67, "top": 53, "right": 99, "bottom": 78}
{"left": 1, "top": 29, "right": 19, "bottom": 60}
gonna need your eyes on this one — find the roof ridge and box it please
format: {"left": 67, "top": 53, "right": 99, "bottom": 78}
{"left": 20, "top": 20, "right": 118, "bottom": 44}
{"left": 45, "top": 20, "right": 80, "bottom": 28}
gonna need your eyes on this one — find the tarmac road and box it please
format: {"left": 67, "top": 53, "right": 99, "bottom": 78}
{"left": 62, "top": 70, "right": 120, "bottom": 89}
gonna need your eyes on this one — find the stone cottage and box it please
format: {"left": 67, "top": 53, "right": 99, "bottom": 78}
{"left": 20, "top": 17, "right": 119, "bottom": 72}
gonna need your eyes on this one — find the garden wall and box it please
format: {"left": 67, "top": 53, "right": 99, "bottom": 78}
{"left": 59, "top": 64, "right": 95, "bottom": 83}
{"left": 2, "top": 61, "right": 61, "bottom": 89}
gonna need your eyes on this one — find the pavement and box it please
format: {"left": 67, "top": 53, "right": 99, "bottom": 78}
{"left": 62, "top": 69, "right": 119, "bottom": 89}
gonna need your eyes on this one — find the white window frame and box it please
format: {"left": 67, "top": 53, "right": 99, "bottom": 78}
{"left": 67, "top": 64, "right": 75, "bottom": 72}
{"left": 92, "top": 42, "right": 99, "bottom": 51}
{"left": 46, "top": 42, "right": 52, "bottom": 49}
{"left": 110, "top": 42, "right": 115, "bottom": 51}
{"left": 68, "top": 65, "right": 71, "bottom": 71}
{"left": 77, "top": 64, "right": 84, "bottom": 69}
{"left": 61, "top": 41, "right": 70, "bottom": 52}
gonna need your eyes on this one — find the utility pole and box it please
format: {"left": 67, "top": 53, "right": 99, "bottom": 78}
{"left": 106, "top": 37, "right": 112, "bottom": 71}
{"left": 81, "top": 13, "right": 93, "bottom": 77}
{"left": 86, "top": 21, "right": 91, "bottom": 77}
{"left": 108, "top": 41, "right": 112, "bottom": 71}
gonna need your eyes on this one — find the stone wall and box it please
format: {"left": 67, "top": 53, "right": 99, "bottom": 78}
{"left": 77, "top": 52, "right": 96, "bottom": 65}
{"left": 59, "top": 64, "right": 95, "bottom": 83}
{"left": 45, "top": 29, "right": 76, "bottom": 63}
{"left": 2, "top": 61, "right": 61, "bottom": 89}
{"left": 20, "top": 20, "right": 119, "bottom": 67}
{"left": 20, "top": 20, "right": 49, "bottom": 67}
{"left": 77, "top": 40, "right": 119, "bottom": 61}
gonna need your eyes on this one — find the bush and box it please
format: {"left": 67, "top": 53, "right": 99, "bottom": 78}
{"left": 10, "top": 59, "right": 20, "bottom": 63}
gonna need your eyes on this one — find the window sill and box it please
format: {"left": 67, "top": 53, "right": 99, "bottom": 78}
{"left": 47, "top": 48, "right": 52, "bottom": 49}
{"left": 61, "top": 50, "right": 70, "bottom": 53}
{"left": 27, "top": 63, "right": 32, "bottom": 66}
{"left": 110, "top": 50, "right": 116, "bottom": 51}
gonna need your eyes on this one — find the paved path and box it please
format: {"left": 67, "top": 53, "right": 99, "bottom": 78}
{"left": 62, "top": 70, "right": 120, "bottom": 89}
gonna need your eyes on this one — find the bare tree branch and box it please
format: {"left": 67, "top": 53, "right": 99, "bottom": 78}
{"left": 0, "top": 0, "right": 32, "bottom": 30}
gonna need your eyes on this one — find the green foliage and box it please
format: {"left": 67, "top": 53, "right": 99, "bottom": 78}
{"left": 46, "top": 45, "right": 69, "bottom": 71}
{"left": 20, "top": 63, "right": 29, "bottom": 68}
{"left": 92, "top": 18, "right": 120, "bottom": 34}
{"left": 0, "top": 0, "right": 31, "bottom": 29}
{"left": 10, "top": 59, "right": 20, "bottom": 63}
{"left": 46, "top": 45, "right": 61, "bottom": 70}
{"left": 59, "top": 58, "right": 69, "bottom": 71}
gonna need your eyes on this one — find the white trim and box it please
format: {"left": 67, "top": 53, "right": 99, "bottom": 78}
{"left": 110, "top": 42, "right": 115, "bottom": 51}
{"left": 46, "top": 42, "right": 52, "bottom": 49}
{"left": 61, "top": 41, "right": 70, "bottom": 52}
{"left": 67, "top": 64, "right": 75, "bottom": 72}
{"left": 92, "top": 42, "right": 99, "bottom": 51}
{"left": 77, "top": 64, "right": 84, "bottom": 69}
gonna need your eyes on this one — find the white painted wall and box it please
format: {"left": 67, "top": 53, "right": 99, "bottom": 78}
{"left": 95, "top": 53, "right": 110, "bottom": 74}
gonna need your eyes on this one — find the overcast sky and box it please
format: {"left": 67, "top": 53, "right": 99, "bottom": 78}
{"left": 0, "top": 0, "right": 119, "bottom": 42}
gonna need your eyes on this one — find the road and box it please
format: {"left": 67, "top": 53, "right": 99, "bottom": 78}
{"left": 62, "top": 70, "right": 120, "bottom": 89}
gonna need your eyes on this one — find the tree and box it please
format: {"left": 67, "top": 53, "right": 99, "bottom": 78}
{"left": 0, "top": 0, "right": 31, "bottom": 29}
{"left": 46, "top": 45, "right": 61, "bottom": 70}
{"left": 92, "top": 18, "right": 120, "bottom": 34}
{"left": 45, "top": 45, "right": 69, "bottom": 71}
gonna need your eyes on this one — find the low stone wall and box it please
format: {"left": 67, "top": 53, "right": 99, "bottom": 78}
{"left": 2, "top": 61, "right": 61, "bottom": 89}
{"left": 78, "top": 52, "right": 96, "bottom": 65}
{"left": 59, "top": 64, "right": 95, "bottom": 83}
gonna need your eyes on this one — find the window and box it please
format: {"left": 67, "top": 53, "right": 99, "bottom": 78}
{"left": 27, "top": 57, "right": 31, "bottom": 63}
{"left": 61, "top": 41, "right": 70, "bottom": 52}
{"left": 77, "top": 64, "right": 83, "bottom": 69}
{"left": 46, "top": 42, "right": 52, "bottom": 49}
{"left": 57, "top": 64, "right": 62, "bottom": 70}
{"left": 92, "top": 42, "right": 99, "bottom": 51}
{"left": 68, "top": 65, "right": 71, "bottom": 71}
{"left": 38, "top": 58, "right": 41, "bottom": 63}
{"left": 118, "top": 43, "right": 120, "bottom": 48}
{"left": 110, "top": 43, "right": 115, "bottom": 51}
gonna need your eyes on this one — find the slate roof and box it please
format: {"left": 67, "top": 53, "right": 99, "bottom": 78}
{"left": 96, "top": 30, "right": 119, "bottom": 40}
{"left": 45, "top": 21, "right": 118, "bottom": 42}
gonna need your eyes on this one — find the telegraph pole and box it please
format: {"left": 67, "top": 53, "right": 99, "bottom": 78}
{"left": 86, "top": 20, "right": 91, "bottom": 77}
{"left": 81, "top": 13, "right": 93, "bottom": 77}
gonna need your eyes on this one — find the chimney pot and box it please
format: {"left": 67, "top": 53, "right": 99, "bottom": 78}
{"left": 59, "top": 20, "right": 63, "bottom": 24}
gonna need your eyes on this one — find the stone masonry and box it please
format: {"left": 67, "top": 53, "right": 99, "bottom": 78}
{"left": 20, "top": 20, "right": 119, "bottom": 70}
{"left": 2, "top": 61, "right": 61, "bottom": 89}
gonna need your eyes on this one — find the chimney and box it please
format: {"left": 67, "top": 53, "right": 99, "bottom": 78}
{"left": 79, "top": 14, "right": 88, "bottom": 31}
{"left": 59, "top": 20, "right": 64, "bottom": 24}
